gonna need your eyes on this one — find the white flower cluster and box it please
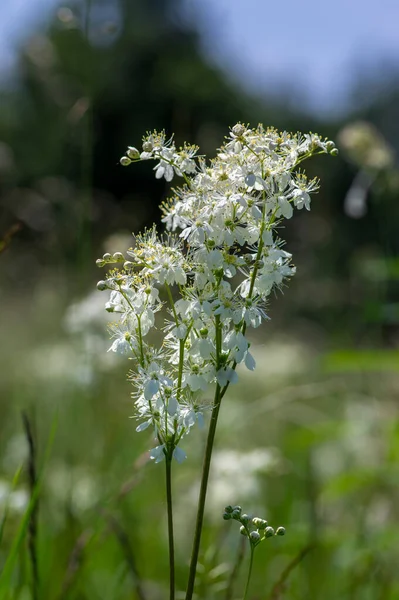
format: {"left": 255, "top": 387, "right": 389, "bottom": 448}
{"left": 98, "top": 124, "right": 336, "bottom": 463}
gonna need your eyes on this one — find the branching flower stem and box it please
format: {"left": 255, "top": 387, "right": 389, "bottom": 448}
{"left": 98, "top": 123, "right": 336, "bottom": 600}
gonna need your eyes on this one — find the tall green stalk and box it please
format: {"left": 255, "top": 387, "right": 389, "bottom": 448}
{"left": 165, "top": 454, "right": 175, "bottom": 600}
{"left": 184, "top": 382, "right": 223, "bottom": 600}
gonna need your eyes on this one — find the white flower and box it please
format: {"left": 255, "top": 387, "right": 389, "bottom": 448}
{"left": 140, "top": 362, "right": 172, "bottom": 400}
{"left": 154, "top": 157, "right": 174, "bottom": 182}
{"left": 98, "top": 123, "right": 335, "bottom": 463}
{"left": 292, "top": 188, "right": 311, "bottom": 210}
{"left": 108, "top": 321, "right": 136, "bottom": 354}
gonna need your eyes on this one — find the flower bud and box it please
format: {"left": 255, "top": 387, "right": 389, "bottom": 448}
{"left": 232, "top": 123, "right": 246, "bottom": 137}
{"left": 113, "top": 252, "right": 124, "bottom": 262}
{"left": 96, "top": 258, "right": 105, "bottom": 267}
{"left": 252, "top": 518, "right": 267, "bottom": 530}
{"left": 276, "top": 526, "right": 286, "bottom": 536}
{"left": 96, "top": 280, "right": 107, "bottom": 291}
{"left": 325, "top": 141, "right": 335, "bottom": 152}
{"left": 127, "top": 146, "right": 140, "bottom": 159}
{"left": 239, "top": 525, "right": 247, "bottom": 536}
{"left": 224, "top": 505, "right": 233, "bottom": 514}
{"left": 265, "top": 526, "right": 275, "bottom": 538}
{"left": 232, "top": 508, "right": 241, "bottom": 520}
{"left": 103, "top": 253, "right": 112, "bottom": 261}
{"left": 223, "top": 512, "right": 232, "bottom": 521}
{"left": 240, "top": 514, "right": 250, "bottom": 525}
{"left": 142, "top": 141, "right": 153, "bottom": 152}
{"left": 123, "top": 261, "right": 133, "bottom": 269}
{"left": 249, "top": 531, "right": 261, "bottom": 543}
{"left": 330, "top": 148, "right": 339, "bottom": 156}
{"left": 120, "top": 156, "right": 131, "bottom": 166}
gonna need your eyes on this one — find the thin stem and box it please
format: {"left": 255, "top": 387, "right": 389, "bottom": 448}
{"left": 243, "top": 545, "right": 255, "bottom": 600}
{"left": 136, "top": 316, "right": 145, "bottom": 367}
{"left": 165, "top": 284, "right": 179, "bottom": 325}
{"left": 165, "top": 455, "right": 175, "bottom": 600}
{"left": 185, "top": 382, "right": 223, "bottom": 600}
{"left": 177, "top": 339, "right": 185, "bottom": 400}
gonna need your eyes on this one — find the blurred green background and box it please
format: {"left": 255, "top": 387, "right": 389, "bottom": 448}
{"left": 1, "top": 0, "right": 399, "bottom": 598}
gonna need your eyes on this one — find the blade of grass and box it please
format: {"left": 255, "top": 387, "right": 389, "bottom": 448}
{"left": 58, "top": 529, "right": 93, "bottom": 600}
{"left": 0, "top": 465, "right": 23, "bottom": 547}
{"left": 22, "top": 413, "right": 39, "bottom": 600}
{"left": 0, "top": 416, "right": 57, "bottom": 595}
{"left": 268, "top": 544, "right": 315, "bottom": 600}
{"left": 102, "top": 510, "right": 146, "bottom": 600}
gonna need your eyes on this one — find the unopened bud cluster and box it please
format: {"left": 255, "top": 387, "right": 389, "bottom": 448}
{"left": 223, "top": 505, "right": 285, "bottom": 547}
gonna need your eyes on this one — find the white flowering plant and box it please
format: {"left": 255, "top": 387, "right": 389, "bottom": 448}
{"left": 96, "top": 124, "right": 337, "bottom": 599}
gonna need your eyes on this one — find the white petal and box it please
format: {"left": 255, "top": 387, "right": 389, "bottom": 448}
{"left": 144, "top": 378, "right": 159, "bottom": 400}
{"left": 155, "top": 165, "right": 165, "bottom": 179}
{"left": 198, "top": 339, "right": 213, "bottom": 359}
{"left": 173, "top": 446, "right": 187, "bottom": 463}
{"left": 278, "top": 197, "right": 293, "bottom": 219}
{"left": 245, "top": 173, "right": 256, "bottom": 187}
{"left": 149, "top": 445, "right": 165, "bottom": 463}
{"left": 167, "top": 397, "right": 179, "bottom": 416}
{"left": 136, "top": 420, "right": 151, "bottom": 432}
{"left": 165, "top": 165, "right": 174, "bottom": 182}
{"left": 245, "top": 352, "right": 256, "bottom": 371}
{"left": 262, "top": 229, "right": 274, "bottom": 245}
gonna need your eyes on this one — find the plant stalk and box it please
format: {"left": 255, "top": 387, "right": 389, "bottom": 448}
{"left": 185, "top": 383, "right": 223, "bottom": 600}
{"left": 243, "top": 545, "right": 255, "bottom": 600}
{"left": 165, "top": 455, "right": 175, "bottom": 600}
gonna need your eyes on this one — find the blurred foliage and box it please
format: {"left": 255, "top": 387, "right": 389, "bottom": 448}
{"left": 1, "top": 0, "right": 399, "bottom": 598}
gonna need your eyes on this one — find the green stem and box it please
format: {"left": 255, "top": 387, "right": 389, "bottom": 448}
{"left": 185, "top": 381, "right": 222, "bottom": 600}
{"left": 243, "top": 545, "right": 255, "bottom": 600}
{"left": 165, "top": 284, "right": 179, "bottom": 324}
{"left": 177, "top": 339, "right": 185, "bottom": 400}
{"left": 165, "top": 454, "right": 175, "bottom": 600}
{"left": 136, "top": 316, "right": 145, "bottom": 367}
